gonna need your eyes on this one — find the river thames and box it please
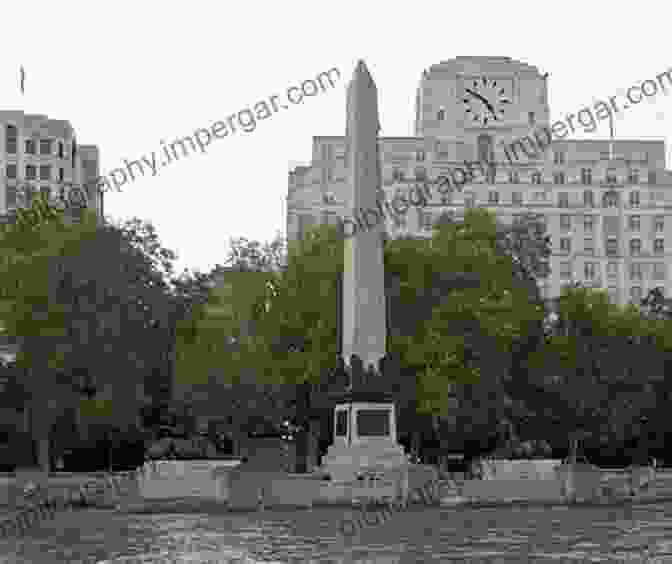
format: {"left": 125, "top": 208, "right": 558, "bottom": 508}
{"left": 2, "top": 500, "right": 672, "bottom": 563}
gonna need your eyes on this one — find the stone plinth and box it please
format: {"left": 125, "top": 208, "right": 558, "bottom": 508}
{"left": 321, "top": 392, "right": 408, "bottom": 483}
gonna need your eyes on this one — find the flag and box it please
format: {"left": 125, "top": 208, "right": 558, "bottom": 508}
{"left": 19, "top": 66, "right": 25, "bottom": 95}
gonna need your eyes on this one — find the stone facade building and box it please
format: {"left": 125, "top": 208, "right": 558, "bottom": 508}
{"left": 286, "top": 56, "right": 672, "bottom": 306}
{"left": 0, "top": 110, "right": 103, "bottom": 222}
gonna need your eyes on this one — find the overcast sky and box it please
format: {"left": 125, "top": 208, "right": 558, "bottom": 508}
{"left": 1, "top": 1, "right": 670, "bottom": 275}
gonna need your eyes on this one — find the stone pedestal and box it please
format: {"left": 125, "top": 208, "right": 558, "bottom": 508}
{"left": 321, "top": 392, "right": 407, "bottom": 483}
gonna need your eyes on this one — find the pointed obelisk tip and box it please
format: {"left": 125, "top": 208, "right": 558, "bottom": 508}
{"left": 353, "top": 59, "right": 372, "bottom": 81}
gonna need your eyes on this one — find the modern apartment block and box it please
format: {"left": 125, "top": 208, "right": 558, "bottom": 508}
{"left": 286, "top": 57, "right": 672, "bottom": 305}
{"left": 0, "top": 110, "right": 103, "bottom": 223}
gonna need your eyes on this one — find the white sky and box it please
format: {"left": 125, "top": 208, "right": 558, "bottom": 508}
{"left": 1, "top": 1, "right": 670, "bottom": 275}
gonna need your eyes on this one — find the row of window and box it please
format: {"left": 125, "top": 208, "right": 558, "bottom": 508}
{"left": 558, "top": 214, "right": 665, "bottom": 232}
{"left": 390, "top": 166, "right": 656, "bottom": 186}
{"left": 4, "top": 184, "right": 66, "bottom": 207}
{"left": 435, "top": 109, "right": 538, "bottom": 126}
{"left": 558, "top": 237, "right": 665, "bottom": 255}
{"left": 471, "top": 189, "right": 653, "bottom": 207}
{"left": 5, "top": 125, "right": 70, "bottom": 158}
{"left": 413, "top": 210, "right": 666, "bottom": 237}
{"left": 571, "top": 284, "right": 660, "bottom": 304}
{"left": 5, "top": 164, "right": 65, "bottom": 182}
{"left": 560, "top": 261, "right": 667, "bottom": 281}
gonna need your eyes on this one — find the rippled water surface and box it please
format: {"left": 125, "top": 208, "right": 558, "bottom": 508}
{"left": 2, "top": 502, "right": 672, "bottom": 563}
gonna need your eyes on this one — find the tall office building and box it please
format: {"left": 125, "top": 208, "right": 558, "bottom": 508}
{"left": 0, "top": 111, "right": 103, "bottom": 223}
{"left": 286, "top": 57, "right": 672, "bottom": 305}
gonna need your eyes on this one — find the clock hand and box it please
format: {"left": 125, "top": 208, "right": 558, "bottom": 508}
{"left": 465, "top": 88, "right": 497, "bottom": 117}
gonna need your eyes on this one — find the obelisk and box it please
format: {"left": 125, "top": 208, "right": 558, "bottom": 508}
{"left": 342, "top": 60, "right": 386, "bottom": 372}
{"left": 321, "top": 62, "right": 407, "bottom": 498}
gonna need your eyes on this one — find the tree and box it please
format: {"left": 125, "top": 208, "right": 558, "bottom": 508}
{"left": 173, "top": 208, "right": 552, "bottom": 469}
{"left": 0, "top": 197, "right": 201, "bottom": 470}
{"left": 522, "top": 285, "right": 670, "bottom": 462}
{"left": 0, "top": 198, "right": 98, "bottom": 469}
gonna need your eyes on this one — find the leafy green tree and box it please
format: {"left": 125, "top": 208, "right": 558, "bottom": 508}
{"left": 522, "top": 285, "right": 671, "bottom": 462}
{"left": 0, "top": 196, "right": 206, "bottom": 469}
{"left": 178, "top": 209, "right": 551, "bottom": 468}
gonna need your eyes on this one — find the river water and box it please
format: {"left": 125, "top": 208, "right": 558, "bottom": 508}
{"left": 2, "top": 502, "right": 672, "bottom": 563}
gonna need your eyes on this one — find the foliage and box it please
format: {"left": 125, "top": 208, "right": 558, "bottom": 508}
{"left": 0, "top": 196, "right": 209, "bottom": 467}
{"left": 184, "top": 210, "right": 550, "bottom": 424}
{"left": 521, "top": 284, "right": 672, "bottom": 456}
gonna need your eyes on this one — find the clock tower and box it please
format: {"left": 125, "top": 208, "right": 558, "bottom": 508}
{"left": 414, "top": 56, "right": 550, "bottom": 163}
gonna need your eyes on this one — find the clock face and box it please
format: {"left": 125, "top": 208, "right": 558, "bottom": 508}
{"left": 461, "top": 76, "right": 512, "bottom": 126}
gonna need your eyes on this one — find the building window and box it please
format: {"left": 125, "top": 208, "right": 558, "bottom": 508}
{"left": 584, "top": 238, "right": 594, "bottom": 255}
{"left": 654, "top": 215, "right": 665, "bottom": 232}
{"left": 478, "top": 134, "right": 494, "bottom": 163}
{"left": 648, "top": 171, "right": 657, "bottom": 185}
{"left": 654, "top": 238, "right": 665, "bottom": 254}
{"left": 628, "top": 169, "right": 639, "bottom": 184}
{"left": 40, "top": 186, "right": 51, "bottom": 201}
{"left": 532, "top": 191, "right": 546, "bottom": 202}
{"left": 629, "top": 191, "right": 640, "bottom": 207}
{"left": 554, "top": 172, "right": 565, "bottom": 185}
{"left": 606, "top": 238, "right": 618, "bottom": 256}
{"left": 58, "top": 167, "right": 64, "bottom": 182}
{"left": 560, "top": 261, "right": 572, "bottom": 279}
{"left": 653, "top": 263, "right": 666, "bottom": 281}
{"left": 39, "top": 165, "right": 51, "bottom": 181}
{"left": 415, "top": 166, "right": 427, "bottom": 181}
{"left": 559, "top": 192, "right": 569, "bottom": 207}
{"left": 25, "top": 139, "right": 36, "bottom": 154}
{"left": 421, "top": 211, "right": 433, "bottom": 231}
{"left": 58, "top": 141, "right": 64, "bottom": 159}
{"left": 437, "top": 107, "right": 446, "bottom": 121}
{"left": 628, "top": 215, "right": 640, "bottom": 231}
{"left": 608, "top": 286, "right": 618, "bottom": 304}
{"left": 512, "top": 191, "right": 522, "bottom": 205}
{"left": 25, "top": 165, "right": 36, "bottom": 180}
{"left": 630, "top": 286, "right": 643, "bottom": 303}
{"left": 581, "top": 169, "right": 592, "bottom": 185}
{"left": 560, "top": 214, "right": 571, "bottom": 231}
{"left": 606, "top": 168, "right": 617, "bottom": 184}
{"left": 584, "top": 262, "right": 597, "bottom": 280}
{"left": 630, "top": 239, "right": 642, "bottom": 256}
{"left": 554, "top": 151, "right": 566, "bottom": 165}
{"left": 5, "top": 185, "right": 16, "bottom": 207}
{"left": 584, "top": 214, "right": 594, "bottom": 232}
{"left": 509, "top": 171, "right": 519, "bottom": 183}
{"left": 583, "top": 189, "right": 594, "bottom": 207}
{"left": 464, "top": 192, "right": 475, "bottom": 208}
{"left": 6, "top": 125, "right": 17, "bottom": 154}
{"left": 607, "top": 262, "right": 618, "bottom": 278}
{"left": 486, "top": 164, "right": 496, "bottom": 184}
{"left": 531, "top": 171, "right": 542, "bottom": 184}
{"left": 630, "top": 263, "right": 643, "bottom": 281}
{"left": 23, "top": 185, "right": 33, "bottom": 206}
{"left": 560, "top": 237, "right": 571, "bottom": 253}
{"left": 512, "top": 213, "right": 523, "bottom": 225}
{"left": 603, "top": 191, "right": 619, "bottom": 208}
{"left": 416, "top": 150, "right": 426, "bottom": 162}
{"left": 528, "top": 112, "right": 535, "bottom": 125}
{"left": 39, "top": 139, "right": 52, "bottom": 155}
{"left": 488, "top": 190, "right": 499, "bottom": 204}
{"left": 392, "top": 168, "right": 404, "bottom": 182}
{"left": 6, "top": 164, "right": 17, "bottom": 179}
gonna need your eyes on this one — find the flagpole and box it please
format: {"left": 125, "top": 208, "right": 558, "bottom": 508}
{"left": 609, "top": 112, "right": 614, "bottom": 161}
